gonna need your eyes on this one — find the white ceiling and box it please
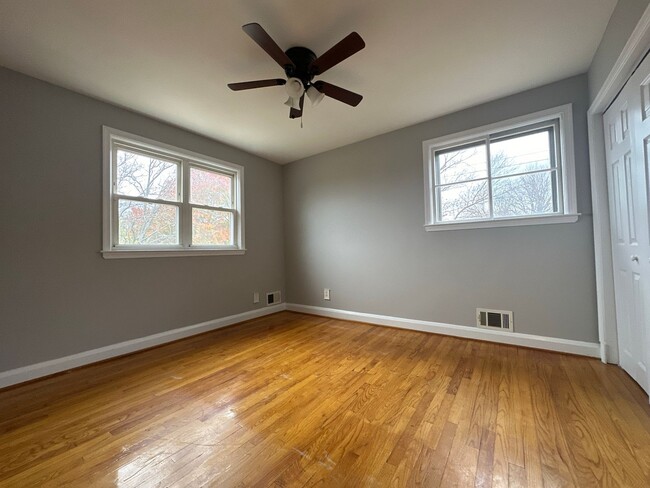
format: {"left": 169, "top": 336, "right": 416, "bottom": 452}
{"left": 0, "top": 0, "right": 616, "bottom": 164}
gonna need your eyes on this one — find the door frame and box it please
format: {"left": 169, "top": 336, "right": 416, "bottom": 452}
{"left": 588, "top": 5, "right": 650, "bottom": 364}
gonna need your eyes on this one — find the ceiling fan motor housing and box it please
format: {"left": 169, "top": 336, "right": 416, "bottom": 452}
{"left": 284, "top": 47, "right": 317, "bottom": 88}
{"left": 228, "top": 23, "right": 365, "bottom": 117}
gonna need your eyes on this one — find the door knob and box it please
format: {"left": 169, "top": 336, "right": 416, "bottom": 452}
{"left": 631, "top": 255, "right": 639, "bottom": 262}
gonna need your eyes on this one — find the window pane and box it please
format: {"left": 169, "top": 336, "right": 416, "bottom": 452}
{"left": 116, "top": 149, "right": 178, "bottom": 201}
{"left": 438, "top": 180, "right": 489, "bottom": 221}
{"left": 436, "top": 142, "right": 488, "bottom": 185}
{"left": 118, "top": 199, "right": 178, "bottom": 245}
{"left": 190, "top": 167, "right": 232, "bottom": 208}
{"left": 192, "top": 208, "right": 232, "bottom": 246}
{"left": 490, "top": 130, "right": 552, "bottom": 177}
{"left": 492, "top": 171, "right": 556, "bottom": 218}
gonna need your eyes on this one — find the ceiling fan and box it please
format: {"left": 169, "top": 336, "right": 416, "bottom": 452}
{"left": 228, "top": 23, "right": 365, "bottom": 119}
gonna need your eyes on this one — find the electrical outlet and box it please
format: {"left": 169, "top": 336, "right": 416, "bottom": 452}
{"left": 324, "top": 288, "right": 330, "bottom": 300}
{"left": 253, "top": 292, "right": 259, "bottom": 304}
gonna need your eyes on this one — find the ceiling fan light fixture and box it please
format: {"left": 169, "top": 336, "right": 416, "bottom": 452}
{"left": 284, "top": 77, "right": 305, "bottom": 112}
{"left": 284, "top": 96, "right": 301, "bottom": 110}
{"left": 285, "top": 77, "right": 304, "bottom": 99}
{"left": 306, "top": 85, "right": 324, "bottom": 107}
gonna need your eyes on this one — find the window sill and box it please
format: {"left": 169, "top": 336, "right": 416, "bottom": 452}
{"left": 101, "top": 248, "right": 246, "bottom": 259}
{"left": 424, "top": 213, "right": 580, "bottom": 232}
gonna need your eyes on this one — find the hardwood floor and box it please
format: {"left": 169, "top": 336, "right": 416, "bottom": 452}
{"left": 1, "top": 311, "right": 650, "bottom": 487}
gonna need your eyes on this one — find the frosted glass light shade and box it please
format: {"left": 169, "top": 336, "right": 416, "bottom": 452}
{"left": 307, "top": 85, "right": 324, "bottom": 106}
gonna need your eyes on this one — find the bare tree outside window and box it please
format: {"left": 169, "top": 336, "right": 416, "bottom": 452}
{"left": 115, "top": 151, "right": 234, "bottom": 246}
{"left": 435, "top": 128, "right": 557, "bottom": 222}
{"left": 116, "top": 150, "right": 179, "bottom": 245}
{"left": 437, "top": 144, "right": 489, "bottom": 221}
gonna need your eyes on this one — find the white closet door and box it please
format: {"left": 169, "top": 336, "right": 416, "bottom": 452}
{"left": 604, "top": 52, "right": 650, "bottom": 395}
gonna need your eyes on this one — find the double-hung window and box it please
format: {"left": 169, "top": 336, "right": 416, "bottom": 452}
{"left": 423, "top": 105, "right": 578, "bottom": 230}
{"left": 102, "top": 127, "right": 244, "bottom": 258}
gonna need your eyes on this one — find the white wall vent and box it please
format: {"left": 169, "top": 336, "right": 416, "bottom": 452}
{"left": 266, "top": 290, "right": 282, "bottom": 306}
{"left": 477, "top": 308, "right": 513, "bottom": 332}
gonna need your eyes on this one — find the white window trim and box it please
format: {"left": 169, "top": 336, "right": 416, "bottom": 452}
{"left": 102, "top": 126, "right": 245, "bottom": 258}
{"left": 422, "top": 104, "right": 579, "bottom": 231}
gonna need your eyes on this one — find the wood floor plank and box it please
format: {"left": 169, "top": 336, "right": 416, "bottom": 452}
{"left": 526, "top": 350, "right": 578, "bottom": 487}
{"left": 0, "top": 311, "right": 649, "bottom": 487}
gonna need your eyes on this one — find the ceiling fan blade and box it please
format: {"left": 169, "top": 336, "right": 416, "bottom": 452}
{"left": 228, "top": 79, "right": 286, "bottom": 91}
{"left": 310, "top": 32, "right": 365, "bottom": 75}
{"left": 289, "top": 93, "right": 305, "bottom": 119}
{"left": 314, "top": 81, "right": 363, "bottom": 107}
{"left": 242, "top": 23, "right": 295, "bottom": 70}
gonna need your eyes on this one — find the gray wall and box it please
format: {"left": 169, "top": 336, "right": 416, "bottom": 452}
{"left": 284, "top": 75, "right": 598, "bottom": 342}
{"left": 589, "top": 0, "right": 650, "bottom": 101}
{"left": 0, "top": 67, "right": 285, "bottom": 371}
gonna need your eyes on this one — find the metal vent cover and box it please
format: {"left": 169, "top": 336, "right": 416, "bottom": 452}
{"left": 477, "top": 308, "right": 513, "bottom": 332}
{"left": 266, "top": 290, "right": 282, "bottom": 306}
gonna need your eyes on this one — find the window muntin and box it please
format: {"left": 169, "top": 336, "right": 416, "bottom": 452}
{"left": 424, "top": 105, "right": 577, "bottom": 229}
{"left": 103, "top": 127, "right": 244, "bottom": 257}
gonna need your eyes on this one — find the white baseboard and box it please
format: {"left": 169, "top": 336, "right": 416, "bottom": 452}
{"left": 286, "top": 303, "right": 600, "bottom": 358}
{"left": 0, "top": 304, "right": 287, "bottom": 389}
{"left": 1, "top": 302, "right": 600, "bottom": 389}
